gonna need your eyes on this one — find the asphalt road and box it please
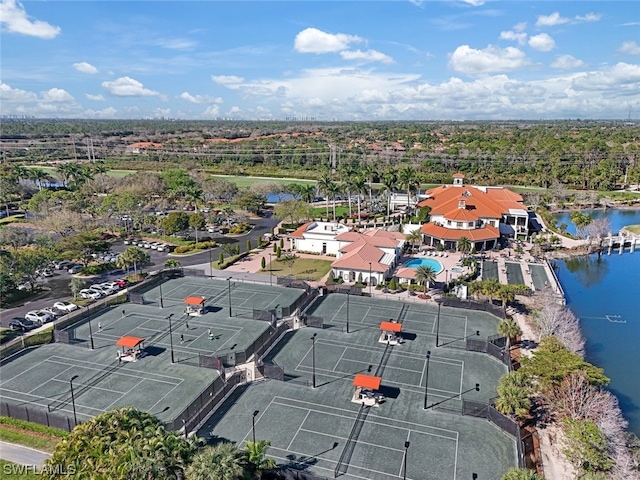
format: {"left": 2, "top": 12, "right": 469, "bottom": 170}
{"left": 0, "top": 217, "right": 279, "bottom": 327}
{"left": 0, "top": 440, "right": 51, "bottom": 466}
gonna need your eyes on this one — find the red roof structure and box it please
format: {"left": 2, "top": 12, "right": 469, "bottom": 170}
{"left": 353, "top": 374, "right": 382, "bottom": 390}
{"left": 380, "top": 321, "right": 402, "bottom": 333}
{"left": 184, "top": 296, "right": 206, "bottom": 306}
{"left": 115, "top": 336, "right": 145, "bottom": 348}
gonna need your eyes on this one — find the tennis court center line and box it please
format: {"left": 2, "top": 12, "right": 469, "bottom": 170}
{"left": 47, "top": 357, "right": 184, "bottom": 384}
{"left": 398, "top": 430, "right": 411, "bottom": 478}
{"left": 126, "top": 377, "right": 185, "bottom": 415}
{"left": 103, "top": 376, "right": 149, "bottom": 411}
{"left": 332, "top": 346, "right": 348, "bottom": 372}
{"left": 24, "top": 364, "right": 74, "bottom": 394}
{"left": 2, "top": 357, "right": 63, "bottom": 386}
{"left": 286, "top": 410, "right": 311, "bottom": 451}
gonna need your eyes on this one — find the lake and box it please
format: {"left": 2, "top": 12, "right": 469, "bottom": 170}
{"left": 553, "top": 208, "right": 640, "bottom": 435}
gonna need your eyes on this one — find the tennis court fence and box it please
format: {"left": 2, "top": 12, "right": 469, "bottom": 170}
{"left": 264, "top": 469, "right": 329, "bottom": 480}
{"left": 464, "top": 335, "right": 512, "bottom": 371}
{"left": 0, "top": 402, "right": 78, "bottom": 432}
{"left": 441, "top": 297, "right": 506, "bottom": 319}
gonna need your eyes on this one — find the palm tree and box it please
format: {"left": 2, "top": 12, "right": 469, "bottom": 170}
{"left": 185, "top": 442, "right": 245, "bottom": 480}
{"left": 116, "top": 246, "right": 150, "bottom": 276}
{"left": 497, "top": 285, "right": 517, "bottom": 314}
{"left": 500, "top": 467, "right": 544, "bottom": 480}
{"left": 360, "top": 162, "right": 377, "bottom": 202}
{"left": 326, "top": 181, "right": 341, "bottom": 221}
{"left": 497, "top": 317, "right": 522, "bottom": 351}
{"left": 494, "top": 371, "right": 531, "bottom": 420}
{"left": 27, "top": 167, "right": 50, "bottom": 190}
{"left": 164, "top": 259, "right": 181, "bottom": 269}
{"left": 381, "top": 168, "right": 397, "bottom": 217}
{"left": 457, "top": 236, "right": 472, "bottom": 256}
{"left": 316, "top": 172, "right": 334, "bottom": 218}
{"left": 405, "top": 229, "right": 422, "bottom": 253}
{"left": 242, "top": 440, "right": 276, "bottom": 480}
{"left": 350, "top": 175, "right": 366, "bottom": 222}
{"left": 292, "top": 183, "right": 316, "bottom": 204}
{"left": 414, "top": 265, "right": 437, "bottom": 293}
{"left": 397, "top": 166, "right": 418, "bottom": 209}
{"left": 338, "top": 163, "right": 356, "bottom": 217}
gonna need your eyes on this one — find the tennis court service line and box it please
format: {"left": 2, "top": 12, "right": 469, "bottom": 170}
{"left": 47, "top": 356, "right": 184, "bottom": 383}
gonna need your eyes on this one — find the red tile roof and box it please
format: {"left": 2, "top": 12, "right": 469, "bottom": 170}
{"left": 288, "top": 222, "right": 314, "bottom": 238}
{"left": 420, "top": 223, "right": 499, "bottom": 241}
{"left": 332, "top": 242, "right": 387, "bottom": 272}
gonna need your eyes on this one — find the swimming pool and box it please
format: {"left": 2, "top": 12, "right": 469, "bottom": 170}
{"left": 403, "top": 257, "right": 444, "bottom": 273}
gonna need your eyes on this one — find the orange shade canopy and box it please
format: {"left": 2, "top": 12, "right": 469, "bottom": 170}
{"left": 353, "top": 374, "right": 381, "bottom": 390}
{"left": 184, "top": 296, "right": 206, "bottom": 306}
{"left": 115, "top": 336, "right": 145, "bottom": 348}
{"left": 380, "top": 321, "right": 402, "bottom": 332}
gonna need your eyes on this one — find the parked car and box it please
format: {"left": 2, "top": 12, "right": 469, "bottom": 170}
{"left": 40, "top": 307, "right": 63, "bottom": 318}
{"left": 114, "top": 279, "right": 128, "bottom": 288}
{"left": 9, "top": 317, "right": 38, "bottom": 331}
{"left": 80, "top": 289, "right": 103, "bottom": 300}
{"left": 53, "top": 301, "right": 78, "bottom": 313}
{"left": 101, "top": 281, "right": 121, "bottom": 292}
{"left": 68, "top": 264, "right": 84, "bottom": 274}
{"left": 156, "top": 244, "right": 167, "bottom": 252}
{"left": 25, "top": 310, "right": 54, "bottom": 324}
{"left": 54, "top": 260, "right": 74, "bottom": 270}
{"left": 36, "top": 268, "right": 54, "bottom": 277}
{"left": 91, "top": 284, "right": 117, "bottom": 295}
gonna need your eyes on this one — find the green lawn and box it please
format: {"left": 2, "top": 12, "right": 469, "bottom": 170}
{"left": 624, "top": 224, "right": 640, "bottom": 234}
{"left": 0, "top": 417, "right": 66, "bottom": 453}
{"left": 26, "top": 165, "right": 137, "bottom": 179}
{"left": 211, "top": 174, "right": 316, "bottom": 188}
{"left": 0, "top": 328, "right": 20, "bottom": 345}
{"left": 263, "top": 257, "right": 332, "bottom": 281}
{"left": 0, "top": 214, "right": 26, "bottom": 225}
{"left": 309, "top": 205, "right": 350, "bottom": 218}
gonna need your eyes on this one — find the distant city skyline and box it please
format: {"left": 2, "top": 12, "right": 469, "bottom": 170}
{"left": 1, "top": 0, "right": 639, "bottom": 121}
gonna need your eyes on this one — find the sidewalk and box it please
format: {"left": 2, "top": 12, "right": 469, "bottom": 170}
{"left": 0, "top": 440, "right": 51, "bottom": 466}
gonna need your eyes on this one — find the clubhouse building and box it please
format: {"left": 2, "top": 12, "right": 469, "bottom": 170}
{"left": 417, "top": 174, "right": 530, "bottom": 252}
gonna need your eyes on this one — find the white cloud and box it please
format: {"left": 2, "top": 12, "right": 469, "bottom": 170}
{"left": 86, "top": 93, "right": 105, "bottom": 101}
{"left": 101, "top": 77, "right": 160, "bottom": 97}
{"left": 449, "top": 45, "right": 531, "bottom": 75}
{"left": 529, "top": 33, "right": 556, "bottom": 52}
{"left": 340, "top": 49, "right": 394, "bottom": 64}
{"left": 84, "top": 107, "right": 118, "bottom": 118}
{"left": 41, "top": 88, "right": 74, "bottom": 103}
{"left": 211, "top": 75, "right": 244, "bottom": 85}
{"left": 0, "top": 0, "right": 60, "bottom": 39}
{"left": 202, "top": 105, "right": 220, "bottom": 117}
{"left": 551, "top": 55, "right": 586, "bottom": 70}
{"left": 575, "top": 13, "right": 602, "bottom": 22}
{"left": 536, "top": 12, "right": 570, "bottom": 28}
{"left": 500, "top": 30, "right": 527, "bottom": 46}
{"left": 570, "top": 62, "right": 640, "bottom": 92}
{"left": 461, "top": 0, "right": 485, "bottom": 6}
{"left": 618, "top": 41, "right": 640, "bottom": 55}
{"left": 73, "top": 62, "right": 99, "bottom": 74}
{"left": 294, "top": 27, "right": 362, "bottom": 54}
{"left": 179, "top": 92, "right": 223, "bottom": 104}
{"left": 0, "top": 82, "right": 37, "bottom": 103}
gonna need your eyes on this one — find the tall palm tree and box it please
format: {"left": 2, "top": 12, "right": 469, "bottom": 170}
{"left": 116, "top": 246, "right": 150, "bottom": 276}
{"left": 326, "top": 181, "right": 341, "bottom": 221}
{"left": 497, "top": 317, "right": 522, "bottom": 351}
{"left": 27, "top": 167, "right": 50, "bottom": 190}
{"left": 292, "top": 183, "right": 316, "bottom": 204}
{"left": 397, "top": 166, "right": 418, "bottom": 209}
{"left": 350, "top": 175, "right": 366, "bottom": 222}
{"left": 381, "top": 168, "right": 397, "bottom": 217}
{"left": 338, "top": 163, "right": 356, "bottom": 217}
{"left": 243, "top": 440, "right": 276, "bottom": 480}
{"left": 457, "top": 236, "right": 472, "bottom": 256}
{"left": 497, "top": 285, "right": 517, "bottom": 313}
{"left": 316, "top": 172, "right": 334, "bottom": 218}
{"left": 414, "top": 265, "right": 437, "bottom": 293}
{"left": 360, "top": 162, "right": 377, "bottom": 202}
{"left": 186, "top": 442, "right": 245, "bottom": 480}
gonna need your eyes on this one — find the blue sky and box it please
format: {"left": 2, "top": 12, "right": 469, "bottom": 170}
{"left": 1, "top": 0, "right": 639, "bottom": 120}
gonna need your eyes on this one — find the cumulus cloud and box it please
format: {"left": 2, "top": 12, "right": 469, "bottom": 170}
{"left": 536, "top": 12, "right": 570, "bottom": 28}
{"left": 211, "top": 75, "right": 244, "bottom": 85}
{"left": 449, "top": 45, "right": 531, "bottom": 75}
{"left": 618, "top": 41, "right": 640, "bottom": 55}
{"left": 551, "top": 54, "right": 586, "bottom": 70}
{"left": 73, "top": 62, "right": 99, "bottom": 74}
{"left": 529, "top": 33, "right": 556, "bottom": 51}
{"left": 101, "top": 77, "right": 160, "bottom": 97}
{"left": 202, "top": 105, "right": 220, "bottom": 117}
{"left": 461, "top": 0, "right": 485, "bottom": 6}
{"left": 570, "top": 62, "right": 640, "bottom": 92}
{"left": 294, "top": 27, "right": 362, "bottom": 54}
{"left": 179, "top": 92, "right": 223, "bottom": 104}
{"left": 500, "top": 30, "right": 527, "bottom": 45}
{"left": 86, "top": 93, "right": 105, "bottom": 101}
{"left": 41, "top": 88, "right": 74, "bottom": 103}
{"left": 0, "top": 0, "right": 60, "bottom": 39}
{"left": 340, "top": 49, "right": 394, "bottom": 64}
{"left": 0, "top": 82, "right": 38, "bottom": 103}
{"left": 575, "top": 13, "right": 602, "bottom": 22}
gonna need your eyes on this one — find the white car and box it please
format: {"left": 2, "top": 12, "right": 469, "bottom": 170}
{"left": 53, "top": 301, "right": 78, "bottom": 313}
{"left": 80, "top": 289, "right": 103, "bottom": 300}
{"left": 25, "top": 310, "right": 54, "bottom": 324}
{"left": 101, "top": 282, "right": 121, "bottom": 291}
{"left": 97, "top": 283, "right": 118, "bottom": 295}
{"left": 39, "top": 307, "right": 63, "bottom": 318}
{"left": 89, "top": 284, "right": 113, "bottom": 295}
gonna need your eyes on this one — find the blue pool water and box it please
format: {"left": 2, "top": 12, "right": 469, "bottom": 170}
{"left": 403, "top": 258, "right": 444, "bottom": 273}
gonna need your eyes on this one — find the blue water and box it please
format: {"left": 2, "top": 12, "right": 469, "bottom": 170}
{"left": 554, "top": 208, "right": 640, "bottom": 236}
{"left": 553, "top": 208, "right": 640, "bottom": 435}
{"left": 404, "top": 258, "right": 444, "bottom": 273}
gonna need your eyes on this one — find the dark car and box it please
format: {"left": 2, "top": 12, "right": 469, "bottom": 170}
{"left": 8, "top": 317, "right": 38, "bottom": 331}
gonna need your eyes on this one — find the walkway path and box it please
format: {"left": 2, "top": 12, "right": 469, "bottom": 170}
{"left": 0, "top": 440, "right": 51, "bottom": 466}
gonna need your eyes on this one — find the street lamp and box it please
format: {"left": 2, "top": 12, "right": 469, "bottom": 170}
{"left": 444, "top": 268, "right": 448, "bottom": 291}
{"left": 208, "top": 248, "right": 213, "bottom": 279}
{"left": 268, "top": 253, "right": 273, "bottom": 286}
{"left": 70, "top": 375, "right": 79, "bottom": 426}
{"left": 403, "top": 441, "right": 410, "bottom": 480}
{"left": 227, "top": 277, "right": 232, "bottom": 317}
{"left": 252, "top": 410, "right": 259, "bottom": 443}
{"left": 167, "top": 314, "right": 175, "bottom": 364}
{"left": 435, "top": 301, "right": 441, "bottom": 348}
{"left": 158, "top": 277, "right": 164, "bottom": 308}
{"left": 87, "top": 306, "right": 94, "bottom": 350}
{"left": 423, "top": 351, "right": 431, "bottom": 410}
{"left": 311, "top": 333, "right": 317, "bottom": 388}
{"left": 369, "top": 262, "right": 372, "bottom": 296}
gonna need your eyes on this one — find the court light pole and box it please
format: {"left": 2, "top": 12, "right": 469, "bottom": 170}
{"left": 403, "top": 441, "right": 410, "bottom": 480}
{"left": 311, "top": 333, "right": 317, "bottom": 389}
{"left": 346, "top": 291, "right": 350, "bottom": 334}
{"left": 208, "top": 248, "right": 213, "bottom": 279}
{"left": 369, "top": 262, "right": 372, "bottom": 296}
{"left": 444, "top": 268, "right": 448, "bottom": 291}
{"left": 435, "top": 300, "right": 441, "bottom": 348}
{"left": 423, "top": 351, "right": 431, "bottom": 410}
{"left": 87, "top": 306, "right": 94, "bottom": 350}
{"left": 167, "top": 313, "right": 175, "bottom": 364}
{"left": 227, "top": 277, "right": 232, "bottom": 317}
{"left": 158, "top": 277, "right": 164, "bottom": 308}
{"left": 268, "top": 253, "right": 273, "bottom": 286}
{"left": 70, "top": 375, "right": 79, "bottom": 426}
{"left": 252, "top": 410, "right": 259, "bottom": 443}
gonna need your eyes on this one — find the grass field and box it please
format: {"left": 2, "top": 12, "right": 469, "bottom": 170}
{"left": 265, "top": 257, "right": 333, "bottom": 281}
{"left": 211, "top": 174, "right": 316, "bottom": 188}
{"left": 26, "top": 165, "right": 137, "bottom": 179}
{"left": 624, "top": 224, "right": 640, "bottom": 234}
{"left": 309, "top": 205, "right": 350, "bottom": 218}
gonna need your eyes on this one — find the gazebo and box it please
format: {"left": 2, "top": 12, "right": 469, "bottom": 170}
{"left": 352, "top": 374, "right": 384, "bottom": 406}
{"left": 115, "top": 336, "right": 146, "bottom": 362}
{"left": 184, "top": 296, "right": 206, "bottom": 316}
{"left": 379, "top": 321, "right": 403, "bottom": 345}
